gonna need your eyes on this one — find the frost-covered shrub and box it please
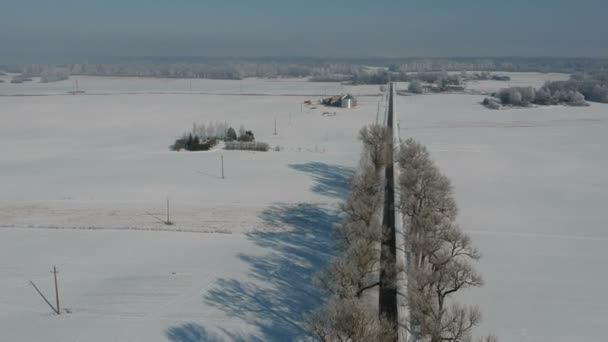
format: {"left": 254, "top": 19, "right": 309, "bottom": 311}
{"left": 225, "top": 141, "right": 269, "bottom": 152}
{"left": 560, "top": 90, "right": 587, "bottom": 106}
{"left": 238, "top": 130, "right": 255, "bottom": 142}
{"left": 408, "top": 80, "right": 424, "bottom": 94}
{"left": 533, "top": 87, "right": 554, "bottom": 105}
{"left": 497, "top": 87, "right": 535, "bottom": 106}
{"left": 482, "top": 97, "right": 501, "bottom": 109}
{"left": 171, "top": 134, "right": 218, "bottom": 151}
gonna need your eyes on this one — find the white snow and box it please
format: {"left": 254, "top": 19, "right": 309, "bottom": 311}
{"left": 1, "top": 77, "right": 376, "bottom": 341}
{"left": 396, "top": 93, "right": 608, "bottom": 341}
{"left": 1, "top": 73, "right": 606, "bottom": 341}
{"left": 464, "top": 72, "right": 570, "bottom": 94}
{"left": 0, "top": 74, "right": 381, "bottom": 96}
{"left": 0, "top": 88, "right": 379, "bottom": 232}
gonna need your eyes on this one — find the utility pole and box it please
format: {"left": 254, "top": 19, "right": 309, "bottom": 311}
{"left": 221, "top": 154, "right": 224, "bottom": 179}
{"left": 52, "top": 266, "right": 60, "bottom": 314}
{"left": 166, "top": 197, "right": 171, "bottom": 225}
{"left": 274, "top": 117, "right": 277, "bottom": 135}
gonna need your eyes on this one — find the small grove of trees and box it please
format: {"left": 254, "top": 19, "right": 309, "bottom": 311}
{"left": 397, "top": 139, "right": 495, "bottom": 342}
{"left": 544, "top": 72, "right": 608, "bottom": 103}
{"left": 306, "top": 124, "right": 395, "bottom": 341}
{"left": 483, "top": 85, "right": 587, "bottom": 109}
{"left": 170, "top": 121, "right": 257, "bottom": 151}
{"left": 483, "top": 72, "right": 608, "bottom": 109}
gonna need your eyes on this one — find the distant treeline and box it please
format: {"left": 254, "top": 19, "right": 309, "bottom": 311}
{"left": 483, "top": 71, "right": 608, "bottom": 109}
{"left": 2, "top": 57, "right": 608, "bottom": 83}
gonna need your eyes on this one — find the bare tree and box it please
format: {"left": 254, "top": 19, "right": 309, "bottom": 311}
{"left": 316, "top": 238, "right": 380, "bottom": 299}
{"left": 306, "top": 297, "right": 396, "bottom": 342}
{"left": 397, "top": 138, "right": 493, "bottom": 342}
{"left": 316, "top": 152, "right": 384, "bottom": 300}
{"left": 337, "top": 159, "right": 383, "bottom": 248}
{"left": 358, "top": 125, "right": 389, "bottom": 174}
{"left": 307, "top": 125, "right": 392, "bottom": 340}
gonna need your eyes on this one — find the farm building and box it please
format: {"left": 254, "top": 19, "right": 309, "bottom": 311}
{"left": 321, "top": 94, "right": 357, "bottom": 108}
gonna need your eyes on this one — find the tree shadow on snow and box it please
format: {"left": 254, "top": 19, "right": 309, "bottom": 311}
{"left": 166, "top": 323, "right": 223, "bottom": 342}
{"left": 289, "top": 162, "right": 354, "bottom": 200}
{"left": 203, "top": 203, "right": 341, "bottom": 341}
{"left": 166, "top": 162, "right": 351, "bottom": 341}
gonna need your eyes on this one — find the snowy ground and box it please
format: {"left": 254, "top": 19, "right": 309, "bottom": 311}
{"left": 0, "top": 89, "right": 381, "bottom": 232}
{"left": 0, "top": 74, "right": 381, "bottom": 96}
{"left": 460, "top": 72, "right": 570, "bottom": 94}
{"left": 397, "top": 94, "right": 608, "bottom": 341}
{"left": 1, "top": 77, "right": 380, "bottom": 341}
{"left": 1, "top": 73, "right": 605, "bottom": 341}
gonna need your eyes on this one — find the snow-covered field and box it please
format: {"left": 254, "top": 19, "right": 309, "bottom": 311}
{"left": 1, "top": 77, "right": 380, "bottom": 341}
{"left": 1, "top": 74, "right": 605, "bottom": 341}
{"left": 460, "top": 72, "right": 570, "bottom": 93}
{"left": 0, "top": 74, "right": 381, "bottom": 96}
{"left": 397, "top": 93, "right": 608, "bottom": 341}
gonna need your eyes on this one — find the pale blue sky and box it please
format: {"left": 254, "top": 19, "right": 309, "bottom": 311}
{"left": 1, "top": 0, "right": 606, "bottom": 60}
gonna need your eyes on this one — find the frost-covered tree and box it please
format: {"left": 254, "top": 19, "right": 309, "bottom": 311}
{"left": 308, "top": 126, "right": 392, "bottom": 341}
{"left": 534, "top": 87, "right": 553, "bottom": 105}
{"left": 408, "top": 80, "right": 424, "bottom": 94}
{"left": 519, "top": 87, "right": 536, "bottom": 105}
{"left": 482, "top": 97, "right": 501, "bottom": 109}
{"left": 397, "top": 138, "right": 491, "bottom": 342}
{"left": 497, "top": 87, "right": 523, "bottom": 106}
{"left": 225, "top": 127, "right": 237, "bottom": 141}
{"left": 317, "top": 158, "right": 384, "bottom": 299}
{"left": 358, "top": 124, "right": 389, "bottom": 173}
{"left": 306, "top": 297, "right": 395, "bottom": 342}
